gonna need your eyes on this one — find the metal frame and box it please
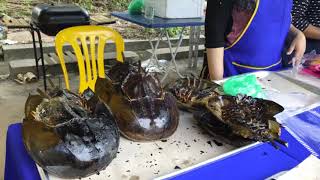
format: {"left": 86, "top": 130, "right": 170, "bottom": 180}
{"left": 144, "top": 27, "right": 187, "bottom": 82}
{"left": 30, "top": 24, "right": 47, "bottom": 90}
{"left": 188, "top": 26, "right": 201, "bottom": 71}
{"left": 5, "top": 24, "right": 47, "bottom": 90}
{"left": 162, "top": 27, "right": 186, "bottom": 81}
{"left": 144, "top": 26, "right": 202, "bottom": 82}
{"left": 6, "top": 18, "right": 117, "bottom": 91}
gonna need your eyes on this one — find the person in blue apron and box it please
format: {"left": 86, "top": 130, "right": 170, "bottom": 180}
{"left": 202, "top": 0, "right": 306, "bottom": 80}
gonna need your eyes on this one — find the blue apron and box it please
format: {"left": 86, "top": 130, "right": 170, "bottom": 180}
{"left": 224, "top": 0, "right": 292, "bottom": 77}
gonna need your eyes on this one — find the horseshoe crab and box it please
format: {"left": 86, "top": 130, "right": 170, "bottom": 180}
{"left": 167, "top": 77, "right": 286, "bottom": 148}
{"left": 23, "top": 86, "right": 120, "bottom": 178}
{"left": 95, "top": 62, "right": 179, "bottom": 141}
{"left": 165, "top": 77, "right": 221, "bottom": 111}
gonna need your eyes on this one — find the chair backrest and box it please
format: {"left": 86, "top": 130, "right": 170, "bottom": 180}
{"left": 55, "top": 25, "right": 124, "bottom": 93}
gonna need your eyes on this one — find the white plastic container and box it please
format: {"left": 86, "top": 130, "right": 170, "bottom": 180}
{"left": 144, "top": 0, "right": 205, "bottom": 19}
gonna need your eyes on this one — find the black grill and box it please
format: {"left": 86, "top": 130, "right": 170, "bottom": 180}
{"left": 31, "top": 4, "right": 90, "bottom": 36}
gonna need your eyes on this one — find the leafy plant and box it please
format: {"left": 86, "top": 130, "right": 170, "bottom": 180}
{"left": 108, "top": 0, "right": 131, "bottom": 11}
{"left": 167, "top": 27, "right": 191, "bottom": 38}
{"left": 0, "top": 0, "right": 7, "bottom": 15}
{"left": 75, "top": 0, "right": 93, "bottom": 12}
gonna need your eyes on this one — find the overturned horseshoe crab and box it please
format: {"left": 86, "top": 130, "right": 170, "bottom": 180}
{"left": 165, "top": 77, "right": 221, "bottom": 111}
{"left": 22, "top": 86, "right": 120, "bottom": 178}
{"left": 167, "top": 77, "right": 286, "bottom": 148}
{"left": 95, "top": 62, "right": 179, "bottom": 141}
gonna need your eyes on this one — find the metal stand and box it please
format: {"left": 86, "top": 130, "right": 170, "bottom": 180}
{"left": 161, "top": 27, "right": 186, "bottom": 82}
{"left": 188, "top": 26, "right": 201, "bottom": 73}
{"left": 4, "top": 16, "right": 117, "bottom": 91}
{"left": 30, "top": 24, "right": 47, "bottom": 90}
{"left": 143, "top": 29, "right": 166, "bottom": 73}
{"left": 5, "top": 24, "right": 47, "bottom": 90}
{"left": 144, "top": 27, "right": 186, "bottom": 82}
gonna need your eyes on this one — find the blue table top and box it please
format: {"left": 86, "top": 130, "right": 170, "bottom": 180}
{"left": 169, "top": 127, "right": 311, "bottom": 180}
{"left": 111, "top": 12, "right": 205, "bottom": 28}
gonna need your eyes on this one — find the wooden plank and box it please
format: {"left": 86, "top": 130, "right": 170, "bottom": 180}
{"left": 43, "top": 54, "right": 56, "bottom": 65}
{"left": 90, "top": 16, "right": 100, "bottom": 24}
{"left": 17, "top": 19, "right": 29, "bottom": 26}
{"left": 54, "top": 51, "right": 76, "bottom": 64}
{"left": 48, "top": 53, "right": 60, "bottom": 64}
{"left": 64, "top": 51, "right": 77, "bottom": 63}
{"left": 95, "top": 15, "right": 107, "bottom": 22}
{"left": 90, "top": 15, "right": 115, "bottom": 25}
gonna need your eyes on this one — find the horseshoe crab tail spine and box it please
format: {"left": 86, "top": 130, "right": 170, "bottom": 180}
{"left": 37, "top": 88, "right": 50, "bottom": 99}
{"left": 274, "top": 138, "right": 288, "bottom": 147}
{"left": 270, "top": 141, "right": 280, "bottom": 150}
{"left": 139, "top": 60, "right": 143, "bottom": 74}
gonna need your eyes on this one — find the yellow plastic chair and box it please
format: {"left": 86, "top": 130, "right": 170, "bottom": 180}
{"left": 55, "top": 25, "right": 124, "bottom": 93}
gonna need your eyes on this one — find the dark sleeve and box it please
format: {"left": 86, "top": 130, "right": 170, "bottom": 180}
{"left": 205, "top": 0, "right": 233, "bottom": 48}
{"left": 292, "top": 0, "right": 310, "bottom": 32}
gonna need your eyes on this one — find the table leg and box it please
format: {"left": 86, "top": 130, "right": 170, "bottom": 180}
{"left": 143, "top": 29, "right": 166, "bottom": 72}
{"left": 188, "top": 26, "right": 195, "bottom": 68}
{"left": 192, "top": 26, "right": 201, "bottom": 69}
{"left": 161, "top": 27, "right": 186, "bottom": 82}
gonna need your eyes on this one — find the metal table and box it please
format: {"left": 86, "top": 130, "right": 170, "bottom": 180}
{"left": 111, "top": 12, "right": 204, "bottom": 81}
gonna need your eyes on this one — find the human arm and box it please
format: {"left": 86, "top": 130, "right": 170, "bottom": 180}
{"left": 303, "top": 25, "right": 320, "bottom": 40}
{"left": 292, "top": 0, "right": 320, "bottom": 40}
{"left": 205, "top": 0, "right": 233, "bottom": 80}
{"left": 207, "top": 48, "right": 224, "bottom": 80}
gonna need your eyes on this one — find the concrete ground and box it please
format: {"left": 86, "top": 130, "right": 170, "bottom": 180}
{"left": 0, "top": 58, "right": 203, "bottom": 179}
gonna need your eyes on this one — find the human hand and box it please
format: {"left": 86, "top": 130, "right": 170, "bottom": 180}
{"left": 287, "top": 30, "right": 306, "bottom": 66}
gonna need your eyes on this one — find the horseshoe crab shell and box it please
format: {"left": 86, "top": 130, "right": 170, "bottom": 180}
{"left": 22, "top": 88, "right": 120, "bottom": 178}
{"left": 193, "top": 94, "right": 286, "bottom": 148}
{"left": 96, "top": 62, "right": 179, "bottom": 141}
{"left": 167, "top": 77, "right": 286, "bottom": 148}
{"left": 165, "top": 77, "right": 221, "bottom": 111}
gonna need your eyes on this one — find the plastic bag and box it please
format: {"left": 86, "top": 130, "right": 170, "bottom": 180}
{"left": 128, "top": 0, "right": 144, "bottom": 15}
{"left": 223, "top": 74, "right": 264, "bottom": 98}
{"left": 278, "top": 103, "right": 320, "bottom": 158}
{"left": 264, "top": 90, "right": 319, "bottom": 112}
{"left": 294, "top": 50, "right": 320, "bottom": 78}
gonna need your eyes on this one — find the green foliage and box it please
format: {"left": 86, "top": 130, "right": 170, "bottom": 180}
{"left": 0, "top": 1, "right": 7, "bottom": 15}
{"left": 56, "top": 0, "right": 130, "bottom": 12}
{"left": 167, "top": 27, "right": 183, "bottom": 37}
{"left": 75, "top": 0, "right": 93, "bottom": 11}
{"left": 167, "top": 27, "right": 191, "bottom": 38}
{"left": 108, "top": 0, "right": 131, "bottom": 11}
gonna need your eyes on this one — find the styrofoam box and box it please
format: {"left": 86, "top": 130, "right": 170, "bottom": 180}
{"left": 144, "top": 0, "right": 205, "bottom": 19}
